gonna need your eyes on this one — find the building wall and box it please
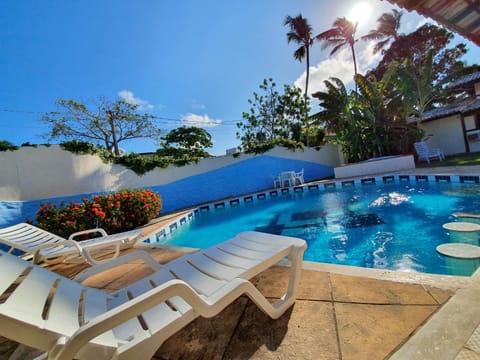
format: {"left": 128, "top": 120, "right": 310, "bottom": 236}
{"left": 0, "top": 143, "right": 340, "bottom": 207}
{"left": 419, "top": 115, "right": 467, "bottom": 155}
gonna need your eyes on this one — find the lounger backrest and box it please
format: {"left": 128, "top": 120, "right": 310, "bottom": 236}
{"left": 414, "top": 141, "right": 429, "bottom": 157}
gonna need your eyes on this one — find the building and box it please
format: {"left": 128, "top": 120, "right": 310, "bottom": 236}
{"left": 386, "top": 0, "right": 480, "bottom": 46}
{"left": 410, "top": 72, "right": 480, "bottom": 155}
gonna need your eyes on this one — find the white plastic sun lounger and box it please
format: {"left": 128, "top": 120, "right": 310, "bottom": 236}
{"left": 0, "top": 222, "right": 143, "bottom": 265}
{"left": 413, "top": 141, "right": 445, "bottom": 163}
{"left": 0, "top": 231, "right": 306, "bottom": 360}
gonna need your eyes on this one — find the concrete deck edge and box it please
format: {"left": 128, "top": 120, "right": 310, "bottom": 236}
{"left": 297, "top": 260, "right": 475, "bottom": 290}
{"left": 388, "top": 269, "right": 480, "bottom": 360}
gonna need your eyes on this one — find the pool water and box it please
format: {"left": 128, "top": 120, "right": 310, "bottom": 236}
{"left": 159, "top": 182, "right": 480, "bottom": 276}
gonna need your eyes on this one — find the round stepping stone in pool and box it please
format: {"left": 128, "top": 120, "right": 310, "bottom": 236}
{"left": 436, "top": 243, "right": 480, "bottom": 259}
{"left": 442, "top": 222, "right": 480, "bottom": 232}
{"left": 452, "top": 212, "right": 480, "bottom": 220}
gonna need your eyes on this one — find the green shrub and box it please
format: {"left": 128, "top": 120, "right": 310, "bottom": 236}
{"left": 0, "top": 140, "right": 18, "bottom": 151}
{"left": 34, "top": 189, "right": 162, "bottom": 238}
{"left": 60, "top": 140, "right": 100, "bottom": 155}
{"left": 114, "top": 153, "right": 169, "bottom": 175}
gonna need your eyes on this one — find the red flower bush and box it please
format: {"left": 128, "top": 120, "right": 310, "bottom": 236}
{"left": 35, "top": 189, "right": 162, "bottom": 238}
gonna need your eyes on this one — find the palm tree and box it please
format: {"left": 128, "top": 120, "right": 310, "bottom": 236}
{"left": 316, "top": 17, "right": 358, "bottom": 78}
{"left": 284, "top": 14, "right": 314, "bottom": 100}
{"left": 284, "top": 14, "right": 314, "bottom": 145}
{"left": 362, "top": 9, "right": 403, "bottom": 54}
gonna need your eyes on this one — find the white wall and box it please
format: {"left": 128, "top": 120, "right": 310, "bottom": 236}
{"left": 0, "top": 144, "right": 342, "bottom": 201}
{"left": 420, "top": 115, "right": 466, "bottom": 155}
{"left": 334, "top": 155, "right": 415, "bottom": 179}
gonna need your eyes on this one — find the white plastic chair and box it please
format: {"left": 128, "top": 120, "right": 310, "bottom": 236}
{"left": 273, "top": 175, "right": 281, "bottom": 189}
{"left": 294, "top": 169, "right": 304, "bottom": 185}
{"left": 413, "top": 141, "right": 445, "bottom": 163}
{"left": 280, "top": 171, "right": 296, "bottom": 188}
{"left": 0, "top": 223, "right": 143, "bottom": 265}
{"left": 0, "top": 231, "right": 306, "bottom": 360}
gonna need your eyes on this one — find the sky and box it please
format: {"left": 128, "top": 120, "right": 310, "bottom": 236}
{"left": 1, "top": 0, "right": 479, "bottom": 156}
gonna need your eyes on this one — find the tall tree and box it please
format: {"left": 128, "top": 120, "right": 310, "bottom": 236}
{"left": 367, "top": 23, "right": 469, "bottom": 120}
{"left": 368, "top": 23, "right": 467, "bottom": 84}
{"left": 312, "top": 72, "right": 422, "bottom": 162}
{"left": 316, "top": 17, "right": 359, "bottom": 77}
{"left": 236, "top": 78, "right": 308, "bottom": 153}
{"left": 361, "top": 9, "right": 403, "bottom": 54}
{"left": 158, "top": 126, "right": 212, "bottom": 161}
{"left": 284, "top": 14, "right": 314, "bottom": 100}
{"left": 42, "top": 97, "right": 160, "bottom": 155}
{"left": 394, "top": 50, "right": 438, "bottom": 123}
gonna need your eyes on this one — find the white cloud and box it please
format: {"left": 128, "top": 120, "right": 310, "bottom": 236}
{"left": 294, "top": 42, "right": 382, "bottom": 96}
{"left": 118, "top": 90, "right": 154, "bottom": 110}
{"left": 181, "top": 113, "right": 222, "bottom": 128}
{"left": 358, "top": 40, "right": 383, "bottom": 71}
{"left": 295, "top": 48, "right": 355, "bottom": 95}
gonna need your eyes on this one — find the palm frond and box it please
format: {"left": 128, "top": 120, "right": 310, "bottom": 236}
{"left": 330, "top": 42, "right": 347, "bottom": 56}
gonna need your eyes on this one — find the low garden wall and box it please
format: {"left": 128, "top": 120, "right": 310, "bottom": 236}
{"left": 0, "top": 145, "right": 341, "bottom": 227}
{"left": 333, "top": 155, "right": 415, "bottom": 179}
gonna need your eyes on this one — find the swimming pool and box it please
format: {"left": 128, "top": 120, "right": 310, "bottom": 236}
{"left": 157, "top": 181, "right": 480, "bottom": 276}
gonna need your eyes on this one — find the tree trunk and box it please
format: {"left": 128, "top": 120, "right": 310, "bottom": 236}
{"left": 305, "top": 45, "right": 310, "bottom": 147}
{"left": 351, "top": 42, "right": 358, "bottom": 92}
{"left": 107, "top": 110, "right": 119, "bottom": 155}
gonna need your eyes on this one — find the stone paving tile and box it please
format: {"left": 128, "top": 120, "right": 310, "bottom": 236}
{"left": 0, "top": 338, "right": 17, "bottom": 360}
{"left": 223, "top": 300, "right": 339, "bottom": 360}
{"left": 426, "top": 285, "right": 455, "bottom": 304}
{"left": 334, "top": 303, "right": 439, "bottom": 360}
{"left": 330, "top": 273, "right": 439, "bottom": 304}
{"left": 466, "top": 326, "right": 480, "bottom": 353}
{"left": 153, "top": 298, "right": 249, "bottom": 360}
{"left": 252, "top": 267, "right": 332, "bottom": 301}
{"left": 455, "top": 348, "right": 480, "bottom": 360}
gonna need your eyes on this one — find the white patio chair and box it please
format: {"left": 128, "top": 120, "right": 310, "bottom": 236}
{"left": 272, "top": 175, "right": 281, "bottom": 189}
{"left": 280, "top": 171, "right": 296, "bottom": 188}
{"left": 0, "top": 231, "right": 306, "bottom": 360}
{"left": 294, "top": 169, "right": 304, "bottom": 185}
{"left": 0, "top": 222, "right": 143, "bottom": 265}
{"left": 413, "top": 141, "right": 445, "bottom": 163}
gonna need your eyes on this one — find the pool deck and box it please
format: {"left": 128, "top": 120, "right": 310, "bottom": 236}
{"left": 3, "top": 164, "right": 480, "bottom": 359}
{"left": 4, "top": 243, "right": 478, "bottom": 360}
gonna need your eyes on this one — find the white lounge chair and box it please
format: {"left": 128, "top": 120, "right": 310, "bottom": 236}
{"left": 413, "top": 141, "right": 445, "bottom": 163}
{"left": 0, "top": 231, "right": 306, "bottom": 360}
{"left": 0, "top": 223, "right": 143, "bottom": 265}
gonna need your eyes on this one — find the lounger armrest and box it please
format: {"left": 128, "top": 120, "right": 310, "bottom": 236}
{"left": 74, "top": 250, "right": 163, "bottom": 282}
{"left": 32, "top": 239, "right": 83, "bottom": 264}
{"left": 68, "top": 228, "right": 108, "bottom": 241}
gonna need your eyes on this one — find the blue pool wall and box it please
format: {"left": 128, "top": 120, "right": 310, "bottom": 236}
{"left": 0, "top": 146, "right": 338, "bottom": 228}
{"left": 150, "top": 155, "right": 333, "bottom": 213}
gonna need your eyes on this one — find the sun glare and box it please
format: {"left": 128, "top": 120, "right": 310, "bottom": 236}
{"left": 347, "top": 2, "right": 372, "bottom": 27}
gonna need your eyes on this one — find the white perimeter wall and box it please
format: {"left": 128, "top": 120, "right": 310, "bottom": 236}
{"left": 0, "top": 144, "right": 342, "bottom": 201}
